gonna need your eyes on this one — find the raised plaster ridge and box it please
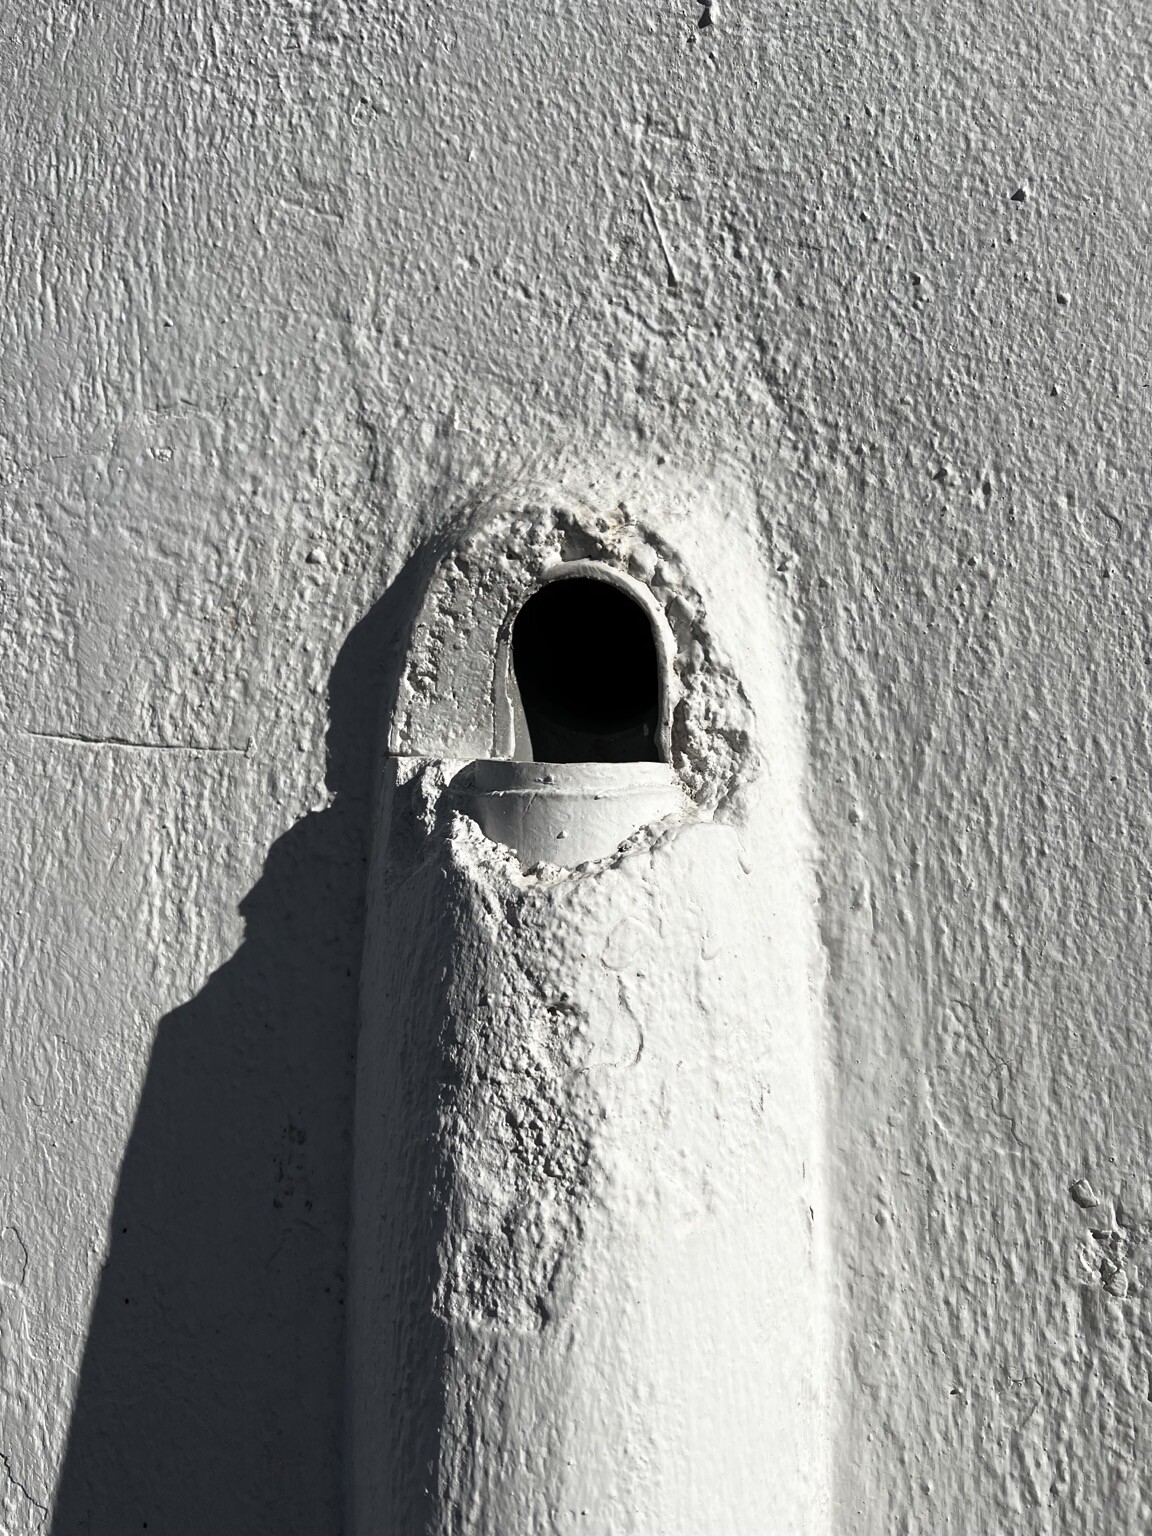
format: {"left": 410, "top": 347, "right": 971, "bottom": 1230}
{"left": 350, "top": 473, "right": 829, "bottom": 1534}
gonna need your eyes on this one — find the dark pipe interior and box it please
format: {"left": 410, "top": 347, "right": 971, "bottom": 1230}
{"left": 511, "top": 577, "right": 662, "bottom": 763}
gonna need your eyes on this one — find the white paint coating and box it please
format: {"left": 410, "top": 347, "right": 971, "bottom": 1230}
{"left": 350, "top": 492, "right": 828, "bottom": 1533}
{"left": 3, "top": 0, "right": 1152, "bottom": 1529}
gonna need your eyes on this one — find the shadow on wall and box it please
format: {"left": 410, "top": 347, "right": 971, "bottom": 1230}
{"left": 50, "top": 558, "right": 429, "bottom": 1536}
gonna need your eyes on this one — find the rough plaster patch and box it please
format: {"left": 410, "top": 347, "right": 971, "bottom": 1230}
{"left": 391, "top": 484, "right": 759, "bottom": 812}
{"left": 350, "top": 487, "right": 828, "bottom": 1533}
{"left": 0, "top": 1231, "right": 29, "bottom": 1291}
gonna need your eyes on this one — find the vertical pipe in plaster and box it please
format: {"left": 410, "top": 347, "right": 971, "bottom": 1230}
{"left": 349, "top": 481, "right": 830, "bottom": 1534}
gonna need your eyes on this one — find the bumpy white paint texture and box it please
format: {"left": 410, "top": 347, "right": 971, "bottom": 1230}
{"left": 2, "top": 0, "right": 1151, "bottom": 1529}
{"left": 350, "top": 494, "right": 828, "bottom": 1532}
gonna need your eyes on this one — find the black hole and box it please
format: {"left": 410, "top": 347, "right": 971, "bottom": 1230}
{"left": 511, "top": 577, "right": 661, "bottom": 763}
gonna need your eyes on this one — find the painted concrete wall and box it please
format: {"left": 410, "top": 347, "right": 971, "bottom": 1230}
{"left": 2, "top": 0, "right": 1151, "bottom": 1531}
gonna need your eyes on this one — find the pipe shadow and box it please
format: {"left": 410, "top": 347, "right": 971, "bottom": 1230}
{"left": 50, "top": 557, "right": 428, "bottom": 1536}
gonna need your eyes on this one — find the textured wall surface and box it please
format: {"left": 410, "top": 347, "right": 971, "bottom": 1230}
{"left": 2, "top": 0, "right": 1151, "bottom": 1531}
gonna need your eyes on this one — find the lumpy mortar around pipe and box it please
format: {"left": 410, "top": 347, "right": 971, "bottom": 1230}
{"left": 348, "top": 476, "right": 831, "bottom": 1536}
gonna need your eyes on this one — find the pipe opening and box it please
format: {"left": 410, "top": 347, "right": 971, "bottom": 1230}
{"left": 511, "top": 577, "right": 662, "bottom": 763}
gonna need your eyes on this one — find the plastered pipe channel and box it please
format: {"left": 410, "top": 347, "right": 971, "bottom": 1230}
{"left": 348, "top": 481, "right": 830, "bottom": 1534}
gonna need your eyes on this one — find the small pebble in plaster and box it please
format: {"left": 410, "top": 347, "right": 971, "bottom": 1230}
{"left": 602, "top": 919, "right": 642, "bottom": 970}
{"left": 1057, "top": 292, "right": 1070, "bottom": 305}
{"left": 1010, "top": 186, "right": 1029, "bottom": 203}
{"left": 305, "top": 548, "right": 326, "bottom": 565}
{"left": 1070, "top": 1177, "right": 1100, "bottom": 1209}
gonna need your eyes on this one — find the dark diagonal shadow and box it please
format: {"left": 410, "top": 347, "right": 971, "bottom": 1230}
{"left": 50, "top": 556, "right": 429, "bottom": 1536}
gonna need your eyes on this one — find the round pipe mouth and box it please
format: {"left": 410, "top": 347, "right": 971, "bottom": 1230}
{"left": 510, "top": 574, "right": 662, "bottom": 764}
{"left": 497, "top": 560, "right": 677, "bottom": 765}
{"left": 451, "top": 760, "right": 687, "bottom": 866}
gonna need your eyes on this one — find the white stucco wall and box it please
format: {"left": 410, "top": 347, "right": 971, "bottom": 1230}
{"left": 3, "top": 0, "right": 1151, "bottom": 1531}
